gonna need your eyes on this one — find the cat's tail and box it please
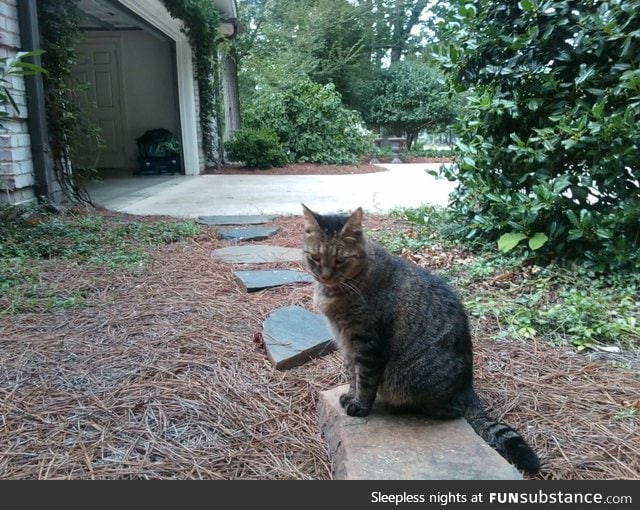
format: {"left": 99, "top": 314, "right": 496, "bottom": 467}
{"left": 463, "top": 392, "right": 540, "bottom": 474}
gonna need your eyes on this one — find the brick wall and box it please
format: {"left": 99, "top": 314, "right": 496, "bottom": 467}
{"left": 0, "top": 0, "right": 36, "bottom": 205}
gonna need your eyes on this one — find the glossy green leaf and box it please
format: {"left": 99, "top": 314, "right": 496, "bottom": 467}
{"left": 528, "top": 232, "right": 549, "bottom": 250}
{"left": 518, "top": 0, "right": 534, "bottom": 11}
{"left": 498, "top": 233, "right": 528, "bottom": 252}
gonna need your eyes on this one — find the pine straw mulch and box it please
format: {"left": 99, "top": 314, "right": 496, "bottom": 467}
{"left": 208, "top": 162, "right": 386, "bottom": 175}
{"left": 206, "top": 157, "right": 452, "bottom": 176}
{"left": 0, "top": 211, "right": 638, "bottom": 480}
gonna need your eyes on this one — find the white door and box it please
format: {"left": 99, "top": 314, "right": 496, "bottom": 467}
{"left": 73, "top": 39, "right": 126, "bottom": 168}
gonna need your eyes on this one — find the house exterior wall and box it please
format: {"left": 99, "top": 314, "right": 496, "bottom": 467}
{"left": 1, "top": 0, "right": 221, "bottom": 206}
{"left": 0, "top": 0, "right": 36, "bottom": 205}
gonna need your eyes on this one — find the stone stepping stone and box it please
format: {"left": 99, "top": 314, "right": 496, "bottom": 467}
{"left": 218, "top": 226, "right": 279, "bottom": 242}
{"left": 211, "top": 245, "right": 302, "bottom": 264}
{"left": 234, "top": 269, "right": 314, "bottom": 292}
{"left": 262, "top": 306, "right": 335, "bottom": 370}
{"left": 318, "top": 385, "right": 523, "bottom": 480}
{"left": 197, "top": 214, "right": 274, "bottom": 226}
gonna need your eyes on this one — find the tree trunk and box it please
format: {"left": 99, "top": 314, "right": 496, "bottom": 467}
{"left": 406, "top": 131, "right": 416, "bottom": 150}
{"left": 390, "top": 0, "right": 429, "bottom": 64}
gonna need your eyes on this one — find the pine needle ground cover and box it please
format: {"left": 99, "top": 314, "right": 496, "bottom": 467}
{"left": 0, "top": 208, "right": 637, "bottom": 479}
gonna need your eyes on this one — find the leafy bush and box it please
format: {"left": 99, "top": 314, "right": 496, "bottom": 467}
{"left": 383, "top": 206, "right": 640, "bottom": 353}
{"left": 244, "top": 78, "right": 371, "bottom": 164}
{"left": 364, "top": 60, "right": 461, "bottom": 149}
{"left": 224, "top": 128, "right": 288, "bottom": 169}
{"left": 1, "top": 51, "right": 46, "bottom": 127}
{"left": 400, "top": 148, "right": 453, "bottom": 159}
{"left": 437, "top": 0, "right": 640, "bottom": 272}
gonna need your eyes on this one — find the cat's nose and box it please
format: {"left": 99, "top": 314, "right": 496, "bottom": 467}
{"left": 320, "top": 268, "right": 333, "bottom": 281}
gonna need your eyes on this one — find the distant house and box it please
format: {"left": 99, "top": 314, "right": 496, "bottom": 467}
{"left": 0, "top": 0, "right": 238, "bottom": 206}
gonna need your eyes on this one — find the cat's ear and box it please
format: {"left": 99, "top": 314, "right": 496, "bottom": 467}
{"left": 342, "top": 207, "right": 364, "bottom": 236}
{"left": 302, "top": 203, "right": 320, "bottom": 232}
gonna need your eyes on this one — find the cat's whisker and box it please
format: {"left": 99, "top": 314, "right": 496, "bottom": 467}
{"left": 341, "top": 279, "right": 365, "bottom": 303}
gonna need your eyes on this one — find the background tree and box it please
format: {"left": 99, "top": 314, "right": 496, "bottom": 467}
{"left": 365, "top": 60, "right": 459, "bottom": 147}
{"left": 233, "top": 0, "right": 460, "bottom": 153}
{"left": 235, "top": 0, "right": 441, "bottom": 111}
{"left": 437, "top": 0, "right": 640, "bottom": 272}
{"left": 243, "top": 77, "right": 371, "bottom": 164}
{"left": 235, "top": 0, "right": 374, "bottom": 111}
{"left": 365, "top": 0, "right": 431, "bottom": 64}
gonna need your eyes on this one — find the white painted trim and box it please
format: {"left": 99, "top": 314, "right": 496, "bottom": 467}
{"left": 116, "top": 0, "right": 201, "bottom": 175}
{"left": 174, "top": 41, "right": 200, "bottom": 176}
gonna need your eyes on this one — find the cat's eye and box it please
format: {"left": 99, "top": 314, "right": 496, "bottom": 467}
{"left": 307, "top": 253, "right": 320, "bottom": 263}
{"left": 335, "top": 257, "right": 347, "bottom": 265}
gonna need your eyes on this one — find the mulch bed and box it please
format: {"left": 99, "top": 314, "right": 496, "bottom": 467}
{"left": 0, "top": 212, "right": 638, "bottom": 479}
{"left": 206, "top": 157, "right": 451, "bottom": 176}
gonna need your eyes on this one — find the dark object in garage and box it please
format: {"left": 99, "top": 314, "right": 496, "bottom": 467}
{"left": 135, "top": 128, "right": 181, "bottom": 175}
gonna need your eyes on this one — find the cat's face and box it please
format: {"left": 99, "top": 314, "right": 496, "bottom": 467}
{"left": 302, "top": 205, "right": 366, "bottom": 287}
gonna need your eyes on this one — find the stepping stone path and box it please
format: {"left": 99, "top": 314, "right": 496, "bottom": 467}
{"left": 211, "top": 245, "right": 303, "bottom": 264}
{"left": 198, "top": 214, "right": 274, "bottom": 226}
{"left": 208, "top": 214, "right": 330, "bottom": 370}
{"left": 210, "top": 214, "right": 521, "bottom": 480}
{"left": 217, "top": 226, "right": 279, "bottom": 242}
{"left": 262, "top": 306, "right": 335, "bottom": 370}
{"left": 234, "top": 269, "right": 314, "bottom": 293}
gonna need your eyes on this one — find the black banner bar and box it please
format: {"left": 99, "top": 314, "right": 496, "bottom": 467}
{"left": 3, "top": 479, "right": 637, "bottom": 510}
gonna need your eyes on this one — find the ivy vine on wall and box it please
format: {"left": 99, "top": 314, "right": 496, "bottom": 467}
{"left": 37, "top": 0, "right": 97, "bottom": 204}
{"left": 161, "top": 0, "right": 222, "bottom": 163}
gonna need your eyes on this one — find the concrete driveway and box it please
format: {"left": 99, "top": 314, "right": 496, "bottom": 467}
{"left": 87, "top": 163, "right": 456, "bottom": 218}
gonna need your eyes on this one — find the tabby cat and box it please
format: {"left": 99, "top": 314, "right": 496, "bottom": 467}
{"left": 302, "top": 204, "right": 540, "bottom": 474}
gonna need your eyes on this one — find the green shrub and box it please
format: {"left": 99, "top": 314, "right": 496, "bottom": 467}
{"left": 400, "top": 148, "right": 453, "bottom": 159}
{"left": 364, "top": 61, "right": 460, "bottom": 149}
{"left": 244, "top": 78, "right": 371, "bottom": 165}
{"left": 224, "top": 128, "right": 288, "bottom": 169}
{"left": 384, "top": 206, "right": 640, "bottom": 353}
{"left": 437, "top": 0, "right": 640, "bottom": 273}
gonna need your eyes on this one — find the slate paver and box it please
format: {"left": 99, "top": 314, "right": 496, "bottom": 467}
{"left": 262, "top": 305, "right": 335, "bottom": 370}
{"left": 318, "top": 385, "right": 523, "bottom": 480}
{"left": 217, "top": 226, "right": 279, "bottom": 242}
{"left": 211, "top": 245, "right": 303, "bottom": 264}
{"left": 197, "top": 215, "right": 274, "bottom": 226}
{"left": 234, "top": 269, "right": 314, "bottom": 292}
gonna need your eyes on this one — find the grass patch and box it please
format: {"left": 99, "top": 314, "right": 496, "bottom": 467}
{"left": 375, "top": 206, "right": 640, "bottom": 354}
{"left": 0, "top": 204, "right": 200, "bottom": 314}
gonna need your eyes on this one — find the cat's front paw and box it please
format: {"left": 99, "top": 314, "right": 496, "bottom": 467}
{"left": 339, "top": 394, "right": 371, "bottom": 417}
{"left": 339, "top": 392, "right": 355, "bottom": 408}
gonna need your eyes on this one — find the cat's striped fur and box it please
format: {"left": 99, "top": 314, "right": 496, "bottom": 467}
{"left": 302, "top": 204, "right": 540, "bottom": 474}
